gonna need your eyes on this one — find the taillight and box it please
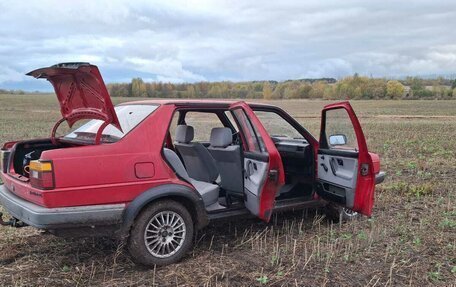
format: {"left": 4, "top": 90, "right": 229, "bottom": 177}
{"left": 29, "top": 160, "right": 55, "bottom": 189}
{"left": 0, "top": 149, "right": 10, "bottom": 173}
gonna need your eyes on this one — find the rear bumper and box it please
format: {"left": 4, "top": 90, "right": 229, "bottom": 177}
{"left": 0, "top": 184, "right": 125, "bottom": 229}
{"left": 375, "top": 171, "right": 386, "bottom": 185}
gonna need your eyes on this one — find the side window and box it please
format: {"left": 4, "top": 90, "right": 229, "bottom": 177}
{"left": 184, "top": 112, "right": 224, "bottom": 142}
{"left": 324, "top": 108, "right": 358, "bottom": 150}
{"left": 253, "top": 111, "right": 302, "bottom": 139}
{"left": 168, "top": 111, "right": 180, "bottom": 142}
{"left": 232, "top": 108, "right": 264, "bottom": 152}
{"left": 224, "top": 111, "right": 239, "bottom": 132}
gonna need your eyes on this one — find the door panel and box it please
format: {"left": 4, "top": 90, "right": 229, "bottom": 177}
{"left": 317, "top": 153, "right": 358, "bottom": 208}
{"left": 317, "top": 101, "right": 375, "bottom": 216}
{"left": 243, "top": 155, "right": 269, "bottom": 216}
{"left": 318, "top": 154, "right": 357, "bottom": 188}
{"left": 230, "top": 102, "right": 285, "bottom": 221}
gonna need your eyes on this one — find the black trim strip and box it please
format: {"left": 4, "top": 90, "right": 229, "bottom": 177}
{"left": 243, "top": 151, "right": 269, "bottom": 162}
{"left": 315, "top": 182, "right": 346, "bottom": 205}
{"left": 318, "top": 148, "right": 359, "bottom": 158}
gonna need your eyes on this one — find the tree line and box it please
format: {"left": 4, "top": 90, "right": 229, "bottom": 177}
{"left": 107, "top": 74, "right": 456, "bottom": 100}
{"left": 3, "top": 75, "right": 455, "bottom": 100}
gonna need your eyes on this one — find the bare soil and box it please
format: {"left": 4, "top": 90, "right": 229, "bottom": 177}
{"left": 0, "top": 95, "right": 455, "bottom": 286}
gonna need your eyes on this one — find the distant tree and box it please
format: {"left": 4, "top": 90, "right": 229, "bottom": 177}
{"left": 145, "top": 82, "right": 156, "bottom": 97}
{"left": 218, "top": 82, "right": 230, "bottom": 98}
{"left": 336, "top": 81, "right": 354, "bottom": 99}
{"left": 162, "top": 83, "right": 174, "bottom": 98}
{"left": 186, "top": 85, "right": 196, "bottom": 98}
{"left": 386, "top": 80, "right": 405, "bottom": 99}
{"left": 412, "top": 88, "right": 433, "bottom": 99}
{"left": 253, "top": 82, "right": 263, "bottom": 92}
{"left": 263, "top": 82, "right": 273, "bottom": 100}
{"left": 197, "top": 82, "right": 209, "bottom": 96}
{"left": 246, "top": 88, "right": 256, "bottom": 99}
{"left": 131, "top": 78, "right": 147, "bottom": 97}
{"left": 409, "top": 77, "right": 424, "bottom": 91}
{"left": 97, "top": 73, "right": 456, "bottom": 100}
{"left": 283, "top": 83, "right": 300, "bottom": 99}
{"left": 309, "top": 81, "right": 325, "bottom": 99}
{"left": 432, "top": 84, "right": 447, "bottom": 99}
{"left": 271, "top": 83, "right": 285, "bottom": 99}
{"left": 298, "top": 83, "right": 313, "bottom": 98}
{"left": 208, "top": 85, "right": 222, "bottom": 98}
{"left": 365, "top": 79, "right": 387, "bottom": 99}
{"left": 453, "top": 88, "right": 456, "bottom": 98}
{"left": 107, "top": 83, "right": 130, "bottom": 97}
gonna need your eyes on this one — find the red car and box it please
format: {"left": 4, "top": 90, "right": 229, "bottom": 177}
{"left": 0, "top": 63, "right": 385, "bottom": 266}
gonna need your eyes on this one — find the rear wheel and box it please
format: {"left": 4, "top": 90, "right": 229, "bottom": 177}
{"left": 128, "top": 200, "right": 194, "bottom": 266}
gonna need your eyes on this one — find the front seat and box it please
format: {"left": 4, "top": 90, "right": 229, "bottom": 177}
{"left": 207, "top": 127, "right": 244, "bottom": 195}
{"left": 163, "top": 148, "right": 220, "bottom": 208}
{"left": 174, "top": 125, "right": 220, "bottom": 183}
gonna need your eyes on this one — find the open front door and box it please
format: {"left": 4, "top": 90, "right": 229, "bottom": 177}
{"left": 230, "top": 102, "right": 285, "bottom": 222}
{"left": 317, "top": 101, "right": 375, "bottom": 216}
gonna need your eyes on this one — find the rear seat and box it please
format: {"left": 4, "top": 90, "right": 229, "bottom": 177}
{"left": 163, "top": 148, "right": 220, "bottom": 208}
{"left": 173, "top": 125, "right": 219, "bottom": 183}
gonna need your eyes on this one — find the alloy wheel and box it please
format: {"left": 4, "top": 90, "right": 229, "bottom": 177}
{"left": 144, "top": 211, "right": 187, "bottom": 258}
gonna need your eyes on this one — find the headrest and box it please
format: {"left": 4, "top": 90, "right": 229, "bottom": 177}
{"left": 175, "top": 125, "right": 194, "bottom": 143}
{"left": 210, "top": 127, "right": 232, "bottom": 148}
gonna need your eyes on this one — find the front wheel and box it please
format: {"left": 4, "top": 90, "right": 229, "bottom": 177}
{"left": 128, "top": 200, "right": 194, "bottom": 266}
{"left": 324, "top": 203, "right": 360, "bottom": 222}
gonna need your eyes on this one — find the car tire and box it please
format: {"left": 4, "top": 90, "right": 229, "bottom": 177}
{"left": 324, "top": 203, "right": 360, "bottom": 223}
{"left": 127, "top": 199, "right": 194, "bottom": 266}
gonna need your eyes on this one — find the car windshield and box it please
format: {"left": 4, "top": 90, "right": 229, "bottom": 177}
{"left": 64, "top": 104, "right": 158, "bottom": 143}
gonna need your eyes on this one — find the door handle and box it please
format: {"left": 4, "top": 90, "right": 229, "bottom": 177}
{"left": 320, "top": 163, "right": 328, "bottom": 172}
{"left": 329, "top": 158, "right": 338, "bottom": 176}
{"left": 245, "top": 160, "right": 254, "bottom": 178}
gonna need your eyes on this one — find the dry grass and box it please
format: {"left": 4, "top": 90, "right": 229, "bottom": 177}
{"left": 0, "top": 94, "right": 455, "bottom": 286}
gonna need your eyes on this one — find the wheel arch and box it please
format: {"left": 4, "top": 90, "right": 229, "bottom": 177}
{"left": 119, "top": 184, "right": 208, "bottom": 238}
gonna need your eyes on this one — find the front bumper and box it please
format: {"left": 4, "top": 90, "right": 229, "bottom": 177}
{"left": 0, "top": 184, "right": 125, "bottom": 229}
{"left": 375, "top": 171, "right": 386, "bottom": 185}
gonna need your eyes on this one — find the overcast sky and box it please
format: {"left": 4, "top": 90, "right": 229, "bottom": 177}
{"left": 1, "top": 0, "right": 455, "bottom": 90}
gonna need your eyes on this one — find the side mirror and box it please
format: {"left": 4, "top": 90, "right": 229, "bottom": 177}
{"left": 329, "top": 134, "right": 347, "bottom": 146}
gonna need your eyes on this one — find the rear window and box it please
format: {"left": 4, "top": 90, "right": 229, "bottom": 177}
{"left": 64, "top": 104, "right": 158, "bottom": 143}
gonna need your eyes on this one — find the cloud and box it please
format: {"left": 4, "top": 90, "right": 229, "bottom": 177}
{"left": 1, "top": 0, "right": 456, "bottom": 89}
{"left": 0, "top": 66, "right": 25, "bottom": 83}
{"left": 301, "top": 59, "right": 353, "bottom": 79}
{"left": 124, "top": 57, "right": 206, "bottom": 82}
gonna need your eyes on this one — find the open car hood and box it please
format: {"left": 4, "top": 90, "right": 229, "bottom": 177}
{"left": 27, "top": 63, "right": 121, "bottom": 130}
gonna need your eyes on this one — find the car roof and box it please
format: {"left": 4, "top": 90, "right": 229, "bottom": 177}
{"left": 117, "top": 99, "right": 280, "bottom": 110}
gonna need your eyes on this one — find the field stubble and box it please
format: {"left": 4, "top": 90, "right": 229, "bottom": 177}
{"left": 0, "top": 94, "right": 455, "bottom": 286}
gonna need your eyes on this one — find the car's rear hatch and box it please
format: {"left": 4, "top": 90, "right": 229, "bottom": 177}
{"left": 26, "top": 62, "right": 121, "bottom": 130}
{"left": 0, "top": 63, "right": 122, "bottom": 205}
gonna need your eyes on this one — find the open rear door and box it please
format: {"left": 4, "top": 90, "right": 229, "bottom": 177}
{"left": 316, "top": 101, "right": 375, "bottom": 216}
{"left": 229, "top": 102, "right": 285, "bottom": 222}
